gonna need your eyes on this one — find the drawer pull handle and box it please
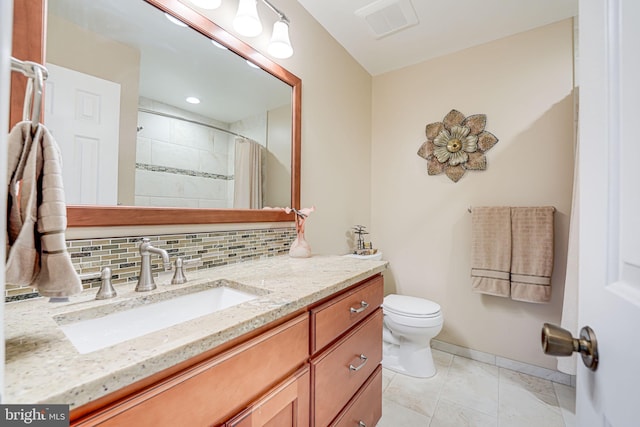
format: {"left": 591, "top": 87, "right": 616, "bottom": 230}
{"left": 350, "top": 301, "right": 369, "bottom": 314}
{"left": 358, "top": 422, "right": 367, "bottom": 427}
{"left": 349, "top": 354, "right": 368, "bottom": 371}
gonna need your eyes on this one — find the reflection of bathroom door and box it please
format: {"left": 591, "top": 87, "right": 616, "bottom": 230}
{"left": 44, "top": 63, "right": 120, "bottom": 205}
{"left": 577, "top": 0, "right": 640, "bottom": 425}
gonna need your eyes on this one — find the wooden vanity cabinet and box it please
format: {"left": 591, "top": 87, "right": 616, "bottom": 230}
{"left": 309, "top": 275, "right": 384, "bottom": 427}
{"left": 71, "top": 273, "right": 385, "bottom": 427}
{"left": 72, "top": 314, "right": 309, "bottom": 427}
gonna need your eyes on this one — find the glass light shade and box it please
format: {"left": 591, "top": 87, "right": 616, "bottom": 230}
{"left": 188, "top": 0, "right": 222, "bottom": 9}
{"left": 233, "top": 0, "right": 262, "bottom": 37}
{"left": 268, "top": 20, "right": 293, "bottom": 59}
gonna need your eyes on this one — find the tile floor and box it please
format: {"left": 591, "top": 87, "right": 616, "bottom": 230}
{"left": 377, "top": 349, "right": 576, "bottom": 427}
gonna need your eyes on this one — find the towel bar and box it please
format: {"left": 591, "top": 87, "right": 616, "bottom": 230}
{"left": 467, "top": 206, "right": 556, "bottom": 213}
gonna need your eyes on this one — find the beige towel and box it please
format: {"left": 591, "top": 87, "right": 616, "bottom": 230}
{"left": 6, "top": 121, "right": 81, "bottom": 297}
{"left": 510, "top": 207, "right": 554, "bottom": 303}
{"left": 471, "top": 206, "right": 511, "bottom": 297}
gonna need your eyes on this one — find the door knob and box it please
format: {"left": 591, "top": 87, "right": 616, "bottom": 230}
{"left": 541, "top": 323, "right": 599, "bottom": 371}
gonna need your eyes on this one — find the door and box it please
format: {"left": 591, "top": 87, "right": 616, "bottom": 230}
{"left": 44, "top": 63, "right": 120, "bottom": 205}
{"left": 577, "top": 0, "right": 640, "bottom": 426}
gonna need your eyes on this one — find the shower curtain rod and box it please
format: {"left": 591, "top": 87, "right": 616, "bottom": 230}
{"left": 137, "top": 108, "right": 258, "bottom": 143}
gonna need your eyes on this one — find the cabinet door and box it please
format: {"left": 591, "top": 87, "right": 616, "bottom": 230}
{"left": 227, "top": 366, "right": 310, "bottom": 427}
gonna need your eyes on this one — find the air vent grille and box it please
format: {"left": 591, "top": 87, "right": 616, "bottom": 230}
{"left": 355, "top": 0, "right": 419, "bottom": 39}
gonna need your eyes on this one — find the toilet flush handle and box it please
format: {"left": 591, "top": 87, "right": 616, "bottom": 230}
{"left": 350, "top": 301, "right": 369, "bottom": 314}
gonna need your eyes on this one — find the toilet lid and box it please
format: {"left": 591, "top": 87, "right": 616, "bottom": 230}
{"left": 384, "top": 294, "right": 441, "bottom": 318}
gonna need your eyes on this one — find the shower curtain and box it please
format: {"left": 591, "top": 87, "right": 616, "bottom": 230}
{"left": 233, "top": 137, "right": 263, "bottom": 209}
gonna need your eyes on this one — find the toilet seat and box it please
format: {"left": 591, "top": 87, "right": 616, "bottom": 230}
{"left": 383, "top": 294, "right": 441, "bottom": 318}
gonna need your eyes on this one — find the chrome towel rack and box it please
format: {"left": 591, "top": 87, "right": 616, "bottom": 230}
{"left": 10, "top": 56, "right": 49, "bottom": 133}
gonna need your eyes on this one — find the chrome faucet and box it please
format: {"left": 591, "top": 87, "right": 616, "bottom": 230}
{"left": 136, "top": 238, "right": 171, "bottom": 292}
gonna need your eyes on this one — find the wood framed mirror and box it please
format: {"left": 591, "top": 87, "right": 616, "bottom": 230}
{"left": 10, "top": 0, "right": 301, "bottom": 226}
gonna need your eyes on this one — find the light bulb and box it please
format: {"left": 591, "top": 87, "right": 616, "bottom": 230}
{"left": 187, "top": 0, "right": 221, "bottom": 9}
{"left": 233, "top": 0, "right": 262, "bottom": 37}
{"left": 268, "top": 20, "right": 293, "bottom": 59}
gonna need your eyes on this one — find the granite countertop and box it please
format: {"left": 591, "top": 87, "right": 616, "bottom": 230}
{"left": 5, "top": 255, "right": 387, "bottom": 409}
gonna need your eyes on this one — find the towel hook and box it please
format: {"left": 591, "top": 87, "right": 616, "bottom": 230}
{"left": 10, "top": 57, "right": 48, "bottom": 133}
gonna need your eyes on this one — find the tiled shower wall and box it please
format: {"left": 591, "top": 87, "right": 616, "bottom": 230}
{"left": 5, "top": 226, "right": 296, "bottom": 301}
{"left": 135, "top": 98, "right": 235, "bottom": 208}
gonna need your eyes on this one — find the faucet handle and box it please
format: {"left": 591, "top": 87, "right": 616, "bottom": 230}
{"left": 95, "top": 267, "right": 117, "bottom": 300}
{"left": 171, "top": 257, "right": 201, "bottom": 285}
{"left": 171, "top": 258, "right": 187, "bottom": 284}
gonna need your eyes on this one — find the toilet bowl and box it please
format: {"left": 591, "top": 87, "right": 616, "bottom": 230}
{"left": 382, "top": 294, "right": 443, "bottom": 378}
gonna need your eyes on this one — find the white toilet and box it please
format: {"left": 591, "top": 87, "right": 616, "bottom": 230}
{"left": 382, "top": 294, "right": 443, "bottom": 378}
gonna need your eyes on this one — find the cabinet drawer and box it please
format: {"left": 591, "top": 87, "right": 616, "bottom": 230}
{"left": 311, "top": 309, "right": 382, "bottom": 427}
{"left": 78, "top": 314, "right": 309, "bottom": 427}
{"left": 330, "top": 365, "right": 382, "bottom": 427}
{"left": 311, "top": 275, "right": 383, "bottom": 353}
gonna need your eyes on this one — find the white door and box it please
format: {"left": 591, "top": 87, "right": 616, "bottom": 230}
{"left": 44, "top": 63, "right": 120, "bottom": 205}
{"left": 577, "top": 0, "right": 640, "bottom": 426}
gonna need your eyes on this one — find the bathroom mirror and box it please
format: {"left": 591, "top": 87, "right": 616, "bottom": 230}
{"left": 12, "top": 0, "right": 300, "bottom": 225}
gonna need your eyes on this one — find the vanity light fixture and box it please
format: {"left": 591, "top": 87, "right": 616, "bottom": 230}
{"left": 268, "top": 19, "right": 293, "bottom": 59}
{"left": 233, "top": 0, "right": 263, "bottom": 37}
{"left": 232, "top": 0, "right": 294, "bottom": 58}
{"left": 186, "top": 96, "right": 201, "bottom": 104}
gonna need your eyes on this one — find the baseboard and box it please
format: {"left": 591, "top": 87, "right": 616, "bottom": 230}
{"left": 432, "top": 339, "right": 576, "bottom": 387}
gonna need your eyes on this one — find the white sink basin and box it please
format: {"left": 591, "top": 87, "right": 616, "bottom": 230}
{"left": 57, "top": 283, "right": 260, "bottom": 354}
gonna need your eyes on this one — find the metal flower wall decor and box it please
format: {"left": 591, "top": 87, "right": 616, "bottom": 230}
{"left": 417, "top": 109, "right": 498, "bottom": 182}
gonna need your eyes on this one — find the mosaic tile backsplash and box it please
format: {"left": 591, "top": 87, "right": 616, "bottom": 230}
{"left": 6, "top": 226, "right": 296, "bottom": 301}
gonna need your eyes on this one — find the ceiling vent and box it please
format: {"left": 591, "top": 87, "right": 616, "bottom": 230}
{"left": 355, "top": 0, "right": 419, "bottom": 39}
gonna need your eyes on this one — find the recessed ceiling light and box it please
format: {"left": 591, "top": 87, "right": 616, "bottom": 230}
{"left": 164, "top": 13, "right": 188, "bottom": 27}
{"left": 186, "top": 97, "right": 200, "bottom": 104}
{"left": 211, "top": 39, "right": 228, "bottom": 50}
{"left": 246, "top": 60, "right": 260, "bottom": 69}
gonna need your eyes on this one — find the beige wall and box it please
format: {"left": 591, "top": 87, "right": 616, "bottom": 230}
{"left": 47, "top": 14, "right": 140, "bottom": 205}
{"left": 371, "top": 19, "right": 575, "bottom": 369}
